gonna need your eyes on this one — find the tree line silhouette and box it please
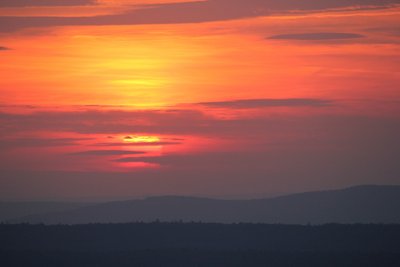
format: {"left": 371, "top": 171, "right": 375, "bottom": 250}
{"left": 1, "top": 222, "right": 400, "bottom": 266}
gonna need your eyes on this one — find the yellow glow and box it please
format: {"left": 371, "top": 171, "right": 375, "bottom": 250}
{"left": 110, "top": 79, "right": 166, "bottom": 88}
{"left": 123, "top": 136, "right": 161, "bottom": 143}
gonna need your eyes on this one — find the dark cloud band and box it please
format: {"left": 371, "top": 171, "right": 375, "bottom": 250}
{"left": 197, "top": 98, "right": 333, "bottom": 109}
{"left": 95, "top": 141, "right": 182, "bottom": 147}
{"left": 0, "top": 0, "right": 398, "bottom": 32}
{"left": 268, "top": 32, "right": 365, "bottom": 40}
{"left": 0, "top": 0, "right": 96, "bottom": 8}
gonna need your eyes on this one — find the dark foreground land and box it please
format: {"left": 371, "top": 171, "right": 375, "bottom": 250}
{"left": 1, "top": 223, "right": 400, "bottom": 266}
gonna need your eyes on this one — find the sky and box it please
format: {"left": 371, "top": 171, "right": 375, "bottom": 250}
{"left": 0, "top": 0, "right": 399, "bottom": 201}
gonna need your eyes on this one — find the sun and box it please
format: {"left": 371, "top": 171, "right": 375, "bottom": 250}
{"left": 123, "top": 135, "right": 161, "bottom": 143}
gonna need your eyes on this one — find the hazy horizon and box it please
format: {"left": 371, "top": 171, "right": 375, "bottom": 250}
{"left": 0, "top": 184, "right": 398, "bottom": 203}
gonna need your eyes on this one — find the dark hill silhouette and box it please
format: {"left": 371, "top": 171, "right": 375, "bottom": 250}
{"left": 9, "top": 185, "right": 400, "bottom": 224}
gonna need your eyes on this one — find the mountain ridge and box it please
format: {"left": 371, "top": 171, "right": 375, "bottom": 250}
{"left": 6, "top": 185, "right": 400, "bottom": 224}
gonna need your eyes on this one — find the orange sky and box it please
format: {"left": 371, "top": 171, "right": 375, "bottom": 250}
{"left": 1, "top": 7, "right": 399, "bottom": 109}
{"left": 0, "top": 0, "right": 399, "bottom": 200}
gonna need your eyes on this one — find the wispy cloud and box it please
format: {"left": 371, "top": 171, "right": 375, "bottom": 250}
{"left": 0, "top": 46, "right": 10, "bottom": 51}
{"left": 68, "top": 150, "right": 146, "bottom": 156}
{"left": 115, "top": 155, "right": 192, "bottom": 165}
{"left": 0, "top": 137, "right": 91, "bottom": 149}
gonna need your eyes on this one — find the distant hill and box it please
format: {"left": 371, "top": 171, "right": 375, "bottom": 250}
{"left": 9, "top": 185, "right": 400, "bottom": 224}
{"left": 0, "top": 202, "right": 89, "bottom": 222}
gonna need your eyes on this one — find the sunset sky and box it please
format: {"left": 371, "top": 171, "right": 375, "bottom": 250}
{"left": 1, "top": 0, "right": 399, "bottom": 201}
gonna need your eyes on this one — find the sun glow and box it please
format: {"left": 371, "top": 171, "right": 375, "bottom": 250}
{"left": 123, "top": 136, "right": 161, "bottom": 143}
{"left": 110, "top": 79, "right": 167, "bottom": 88}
